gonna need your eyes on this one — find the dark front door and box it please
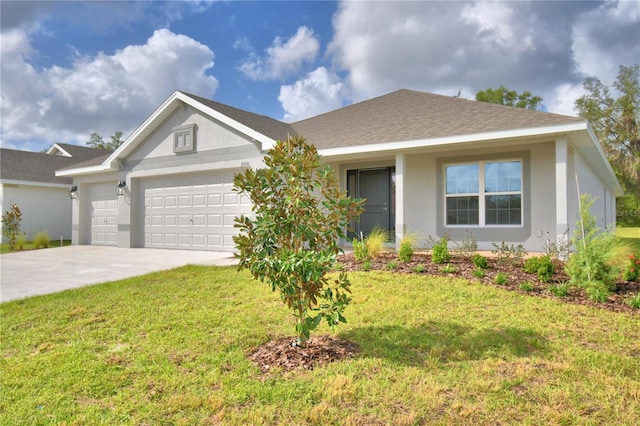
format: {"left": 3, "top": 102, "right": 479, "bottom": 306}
{"left": 348, "top": 168, "right": 392, "bottom": 238}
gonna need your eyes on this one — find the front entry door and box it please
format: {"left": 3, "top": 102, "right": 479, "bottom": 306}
{"left": 351, "top": 168, "right": 392, "bottom": 237}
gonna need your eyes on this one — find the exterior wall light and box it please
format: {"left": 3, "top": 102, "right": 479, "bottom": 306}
{"left": 69, "top": 185, "right": 78, "bottom": 199}
{"left": 116, "top": 180, "right": 127, "bottom": 196}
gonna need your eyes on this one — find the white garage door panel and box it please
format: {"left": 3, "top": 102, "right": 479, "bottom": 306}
{"left": 88, "top": 183, "right": 118, "bottom": 246}
{"left": 141, "top": 172, "right": 251, "bottom": 251}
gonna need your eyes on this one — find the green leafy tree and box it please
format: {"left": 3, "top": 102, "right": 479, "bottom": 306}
{"left": 476, "top": 86, "right": 543, "bottom": 110}
{"left": 86, "top": 131, "right": 124, "bottom": 150}
{"left": 575, "top": 64, "right": 640, "bottom": 226}
{"left": 233, "top": 135, "right": 364, "bottom": 346}
{"left": 1, "top": 204, "right": 23, "bottom": 252}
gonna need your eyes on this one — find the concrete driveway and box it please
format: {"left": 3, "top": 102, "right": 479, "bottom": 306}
{"left": 0, "top": 245, "right": 238, "bottom": 303}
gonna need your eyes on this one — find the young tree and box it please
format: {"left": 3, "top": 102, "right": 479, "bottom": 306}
{"left": 233, "top": 135, "right": 363, "bottom": 346}
{"left": 476, "top": 86, "right": 543, "bottom": 110}
{"left": 575, "top": 64, "right": 640, "bottom": 226}
{"left": 1, "top": 204, "right": 22, "bottom": 252}
{"left": 86, "top": 131, "right": 124, "bottom": 150}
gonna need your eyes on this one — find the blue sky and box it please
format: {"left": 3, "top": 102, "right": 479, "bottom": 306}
{"left": 1, "top": 1, "right": 638, "bottom": 152}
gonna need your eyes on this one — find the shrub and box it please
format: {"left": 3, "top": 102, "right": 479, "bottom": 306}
{"left": 16, "top": 232, "right": 27, "bottom": 251}
{"left": 398, "top": 234, "right": 417, "bottom": 263}
{"left": 494, "top": 272, "right": 508, "bottom": 286}
{"left": 366, "top": 226, "right": 388, "bottom": 259}
{"left": 523, "top": 255, "right": 555, "bottom": 283}
{"left": 627, "top": 293, "right": 640, "bottom": 309}
{"left": 233, "top": 135, "right": 364, "bottom": 345}
{"left": 362, "top": 260, "right": 372, "bottom": 271}
{"left": 440, "top": 264, "right": 457, "bottom": 274}
{"left": 566, "top": 194, "right": 632, "bottom": 302}
{"left": 623, "top": 255, "right": 640, "bottom": 282}
{"left": 472, "top": 268, "right": 485, "bottom": 278}
{"left": 352, "top": 237, "right": 370, "bottom": 263}
{"left": 549, "top": 282, "right": 570, "bottom": 297}
{"left": 472, "top": 253, "right": 488, "bottom": 270}
{"left": 432, "top": 236, "right": 450, "bottom": 264}
{"left": 412, "top": 263, "right": 426, "bottom": 273}
{"left": 33, "top": 231, "right": 50, "bottom": 249}
{"left": 491, "top": 241, "right": 527, "bottom": 267}
{"left": 453, "top": 230, "right": 478, "bottom": 258}
{"left": 1, "top": 204, "right": 22, "bottom": 252}
{"left": 385, "top": 260, "right": 397, "bottom": 270}
{"left": 520, "top": 281, "right": 534, "bottom": 292}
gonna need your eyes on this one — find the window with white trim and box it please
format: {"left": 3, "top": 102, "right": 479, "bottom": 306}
{"left": 445, "top": 160, "right": 522, "bottom": 226}
{"left": 173, "top": 124, "right": 196, "bottom": 154}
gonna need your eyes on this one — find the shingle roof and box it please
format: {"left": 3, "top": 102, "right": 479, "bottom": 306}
{"left": 290, "top": 89, "right": 583, "bottom": 149}
{"left": 1, "top": 146, "right": 110, "bottom": 185}
{"left": 53, "top": 143, "right": 113, "bottom": 162}
{"left": 180, "top": 92, "right": 294, "bottom": 142}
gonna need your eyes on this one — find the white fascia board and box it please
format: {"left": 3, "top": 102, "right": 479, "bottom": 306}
{"left": 55, "top": 164, "right": 116, "bottom": 177}
{"left": 0, "top": 179, "right": 70, "bottom": 189}
{"left": 177, "top": 93, "right": 276, "bottom": 151}
{"left": 318, "top": 122, "right": 590, "bottom": 158}
{"left": 45, "top": 143, "right": 72, "bottom": 157}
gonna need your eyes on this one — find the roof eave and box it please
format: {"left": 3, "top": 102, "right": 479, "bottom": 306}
{"left": 56, "top": 164, "right": 117, "bottom": 177}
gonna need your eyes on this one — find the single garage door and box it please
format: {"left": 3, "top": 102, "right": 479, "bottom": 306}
{"left": 141, "top": 171, "right": 251, "bottom": 251}
{"left": 88, "top": 183, "right": 118, "bottom": 245}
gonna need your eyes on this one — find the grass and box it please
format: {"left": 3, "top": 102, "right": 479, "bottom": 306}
{"left": 0, "top": 239, "right": 71, "bottom": 254}
{"left": 617, "top": 227, "right": 640, "bottom": 253}
{"left": 2, "top": 267, "right": 639, "bottom": 425}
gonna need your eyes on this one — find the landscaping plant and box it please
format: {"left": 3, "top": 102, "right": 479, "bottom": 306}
{"left": 33, "top": 231, "right": 50, "bottom": 249}
{"left": 365, "top": 226, "right": 388, "bottom": 258}
{"left": 398, "top": 234, "right": 416, "bottom": 263}
{"left": 233, "top": 135, "right": 363, "bottom": 346}
{"left": 523, "top": 255, "right": 555, "bottom": 283}
{"left": 352, "top": 236, "right": 370, "bottom": 263}
{"left": 431, "top": 236, "right": 450, "bottom": 264}
{"left": 452, "top": 230, "right": 478, "bottom": 258}
{"left": 623, "top": 254, "right": 639, "bottom": 282}
{"left": 566, "top": 194, "right": 632, "bottom": 302}
{"left": 491, "top": 241, "right": 527, "bottom": 267}
{"left": 472, "top": 253, "right": 488, "bottom": 270}
{"left": 1, "top": 204, "right": 22, "bottom": 252}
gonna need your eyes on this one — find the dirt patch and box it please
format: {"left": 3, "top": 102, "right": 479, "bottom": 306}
{"left": 337, "top": 252, "right": 640, "bottom": 314}
{"left": 249, "top": 335, "right": 361, "bottom": 373}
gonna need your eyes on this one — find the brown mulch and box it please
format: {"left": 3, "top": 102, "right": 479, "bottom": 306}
{"left": 248, "top": 251, "right": 639, "bottom": 373}
{"left": 248, "top": 335, "right": 361, "bottom": 373}
{"left": 337, "top": 251, "right": 640, "bottom": 314}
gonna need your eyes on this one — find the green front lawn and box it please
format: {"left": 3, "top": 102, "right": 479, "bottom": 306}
{"left": 617, "top": 227, "right": 640, "bottom": 253}
{"left": 2, "top": 266, "right": 639, "bottom": 425}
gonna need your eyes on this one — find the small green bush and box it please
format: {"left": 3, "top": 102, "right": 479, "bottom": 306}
{"left": 491, "top": 241, "right": 527, "bottom": 267}
{"left": 366, "top": 226, "right": 388, "bottom": 259}
{"left": 352, "top": 237, "right": 370, "bottom": 262}
{"left": 362, "top": 260, "right": 372, "bottom": 271}
{"left": 472, "top": 253, "right": 488, "bottom": 269}
{"left": 627, "top": 293, "right": 640, "bottom": 309}
{"left": 33, "top": 231, "right": 50, "bottom": 249}
{"left": 549, "top": 282, "right": 569, "bottom": 297}
{"left": 472, "top": 268, "right": 485, "bottom": 278}
{"left": 398, "top": 234, "right": 417, "bottom": 263}
{"left": 623, "top": 254, "right": 639, "bottom": 282}
{"left": 385, "top": 260, "right": 397, "bottom": 270}
{"left": 453, "top": 230, "right": 478, "bottom": 258}
{"left": 524, "top": 255, "right": 555, "bottom": 283}
{"left": 16, "top": 232, "right": 27, "bottom": 251}
{"left": 494, "top": 272, "right": 508, "bottom": 286}
{"left": 412, "top": 263, "right": 426, "bottom": 273}
{"left": 440, "top": 264, "right": 457, "bottom": 274}
{"left": 432, "top": 237, "right": 450, "bottom": 264}
{"left": 519, "top": 281, "right": 534, "bottom": 292}
{"left": 1, "top": 204, "right": 22, "bottom": 252}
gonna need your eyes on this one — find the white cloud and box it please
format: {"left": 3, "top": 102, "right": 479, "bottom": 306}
{"left": 239, "top": 26, "right": 319, "bottom": 81}
{"left": 571, "top": 0, "right": 640, "bottom": 83}
{"left": 278, "top": 67, "right": 345, "bottom": 122}
{"left": 544, "top": 83, "right": 586, "bottom": 117}
{"left": 1, "top": 28, "right": 218, "bottom": 148}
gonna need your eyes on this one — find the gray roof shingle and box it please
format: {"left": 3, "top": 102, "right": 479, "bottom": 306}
{"left": 1, "top": 146, "right": 110, "bottom": 185}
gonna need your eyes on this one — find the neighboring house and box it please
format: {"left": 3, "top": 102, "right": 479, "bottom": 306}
{"left": 56, "top": 89, "right": 622, "bottom": 252}
{"left": 0, "top": 144, "right": 110, "bottom": 242}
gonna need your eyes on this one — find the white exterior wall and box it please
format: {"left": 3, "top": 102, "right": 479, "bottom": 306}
{"left": 573, "top": 147, "right": 613, "bottom": 230}
{"left": 0, "top": 183, "right": 72, "bottom": 242}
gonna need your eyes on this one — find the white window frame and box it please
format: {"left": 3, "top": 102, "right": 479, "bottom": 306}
{"left": 444, "top": 158, "right": 523, "bottom": 228}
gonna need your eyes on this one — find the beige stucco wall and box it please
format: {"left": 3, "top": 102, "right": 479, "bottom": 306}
{"left": 0, "top": 183, "right": 72, "bottom": 242}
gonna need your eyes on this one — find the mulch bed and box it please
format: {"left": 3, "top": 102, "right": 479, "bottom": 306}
{"left": 248, "top": 251, "right": 638, "bottom": 373}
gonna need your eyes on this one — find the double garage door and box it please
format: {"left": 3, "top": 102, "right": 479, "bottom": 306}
{"left": 140, "top": 172, "right": 251, "bottom": 251}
